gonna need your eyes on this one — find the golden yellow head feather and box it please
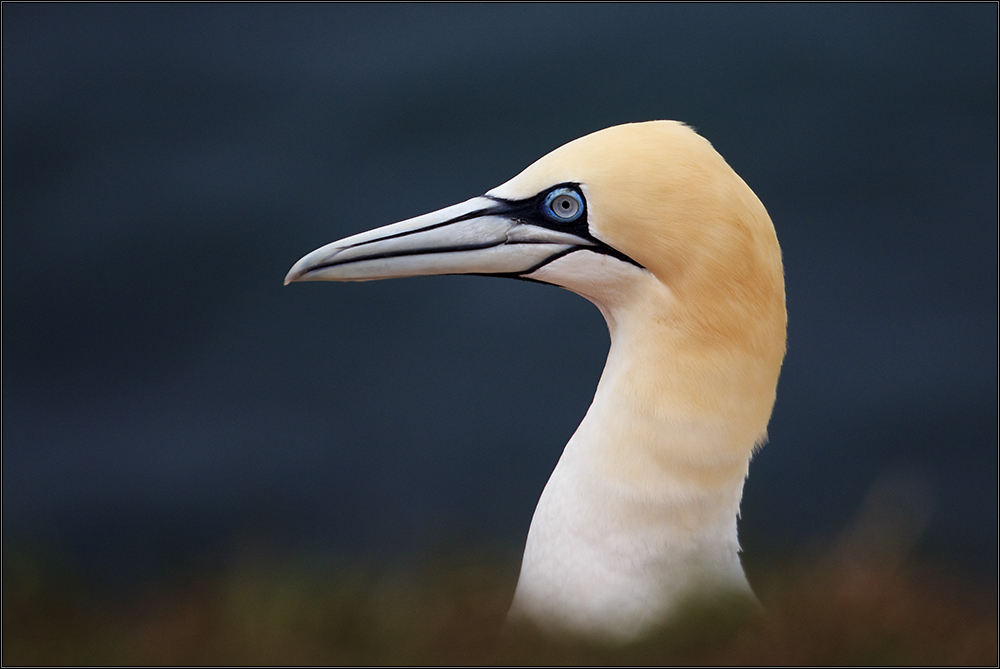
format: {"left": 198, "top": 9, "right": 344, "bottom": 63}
{"left": 493, "top": 121, "right": 786, "bottom": 451}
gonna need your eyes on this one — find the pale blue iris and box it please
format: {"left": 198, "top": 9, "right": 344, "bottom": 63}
{"left": 542, "top": 188, "right": 584, "bottom": 223}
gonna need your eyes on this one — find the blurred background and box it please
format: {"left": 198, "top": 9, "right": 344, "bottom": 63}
{"left": 3, "top": 4, "right": 997, "bottom": 600}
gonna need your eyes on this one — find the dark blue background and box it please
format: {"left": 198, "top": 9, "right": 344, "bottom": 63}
{"left": 3, "top": 5, "right": 996, "bottom": 585}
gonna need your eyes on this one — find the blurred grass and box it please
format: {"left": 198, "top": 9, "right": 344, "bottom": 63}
{"left": 3, "top": 545, "right": 996, "bottom": 665}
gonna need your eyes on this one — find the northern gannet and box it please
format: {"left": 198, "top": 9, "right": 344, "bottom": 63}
{"left": 285, "top": 121, "right": 786, "bottom": 641}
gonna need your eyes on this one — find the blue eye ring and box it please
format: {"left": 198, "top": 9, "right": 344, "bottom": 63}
{"left": 541, "top": 188, "right": 584, "bottom": 223}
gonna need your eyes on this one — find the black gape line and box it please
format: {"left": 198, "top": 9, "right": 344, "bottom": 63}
{"left": 471, "top": 246, "right": 582, "bottom": 285}
{"left": 485, "top": 183, "right": 645, "bottom": 277}
{"left": 305, "top": 183, "right": 645, "bottom": 277}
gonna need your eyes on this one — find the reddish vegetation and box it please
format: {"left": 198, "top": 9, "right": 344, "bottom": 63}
{"left": 4, "top": 550, "right": 996, "bottom": 665}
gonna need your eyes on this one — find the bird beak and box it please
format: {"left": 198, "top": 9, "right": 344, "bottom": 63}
{"left": 284, "top": 196, "right": 596, "bottom": 284}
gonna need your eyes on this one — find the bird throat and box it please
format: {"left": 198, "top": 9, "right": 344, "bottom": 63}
{"left": 508, "top": 272, "right": 761, "bottom": 640}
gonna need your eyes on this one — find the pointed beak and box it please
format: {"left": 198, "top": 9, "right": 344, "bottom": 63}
{"left": 284, "top": 196, "right": 596, "bottom": 285}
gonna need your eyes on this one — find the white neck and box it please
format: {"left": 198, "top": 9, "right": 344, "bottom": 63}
{"left": 509, "top": 259, "right": 764, "bottom": 640}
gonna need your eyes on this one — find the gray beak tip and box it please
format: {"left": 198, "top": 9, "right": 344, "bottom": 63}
{"left": 285, "top": 262, "right": 316, "bottom": 284}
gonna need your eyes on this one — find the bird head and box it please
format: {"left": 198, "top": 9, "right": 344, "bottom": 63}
{"left": 286, "top": 121, "right": 784, "bottom": 369}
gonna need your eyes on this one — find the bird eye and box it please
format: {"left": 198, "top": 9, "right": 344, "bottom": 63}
{"left": 542, "top": 188, "right": 584, "bottom": 223}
